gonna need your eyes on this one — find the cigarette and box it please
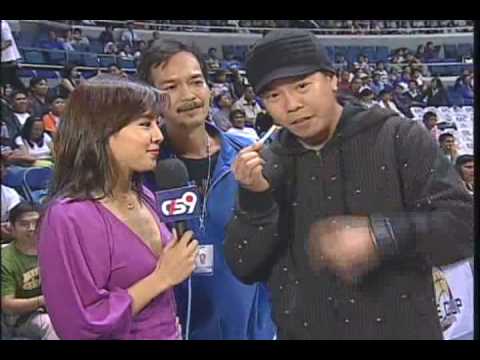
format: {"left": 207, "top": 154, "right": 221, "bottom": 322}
{"left": 258, "top": 125, "right": 280, "bottom": 144}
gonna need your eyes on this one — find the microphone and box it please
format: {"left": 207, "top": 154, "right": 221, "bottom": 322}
{"left": 154, "top": 158, "right": 201, "bottom": 237}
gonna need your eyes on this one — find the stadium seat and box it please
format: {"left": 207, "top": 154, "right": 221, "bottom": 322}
{"left": 23, "top": 50, "right": 46, "bottom": 65}
{"left": 46, "top": 50, "right": 66, "bottom": 65}
{"left": 447, "top": 87, "right": 465, "bottom": 107}
{"left": 443, "top": 44, "right": 458, "bottom": 60}
{"left": 35, "top": 70, "right": 59, "bottom": 80}
{"left": 334, "top": 46, "right": 347, "bottom": 57}
{"left": 457, "top": 43, "right": 473, "bottom": 58}
{"left": 89, "top": 39, "right": 104, "bottom": 54}
{"left": 66, "top": 52, "right": 85, "bottom": 66}
{"left": 325, "top": 46, "right": 334, "bottom": 61}
{"left": 22, "top": 167, "right": 53, "bottom": 205}
{"left": 222, "top": 45, "right": 234, "bottom": 58}
{"left": 346, "top": 46, "right": 361, "bottom": 63}
{"left": 375, "top": 46, "right": 390, "bottom": 62}
{"left": 360, "top": 46, "right": 376, "bottom": 61}
{"left": 117, "top": 57, "right": 136, "bottom": 69}
{"left": 99, "top": 55, "right": 116, "bottom": 67}
{"left": 84, "top": 53, "right": 100, "bottom": 67}
{"left": 18, "top": 68, "right": 37, "bottom": 78}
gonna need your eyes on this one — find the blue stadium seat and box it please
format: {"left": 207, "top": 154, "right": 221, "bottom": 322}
{"left": 360, "top": 46, "right": 376, "bottom": 61}
{"left": 35, "top": 70, "right": 59, "bottom": 80}
{"left": 82, "top": 71, "right": 97, "bottom": 79}
{"left": 22, "top": 167, "right": 53, "bottom": 205}
{"left": 99, "top": 55, "right": 116, "bottom": 67}
{"left": 447, "top": 87, "right": 464, "bottom": 107}
{"left": 457, "top": 43, "right": 473, "bottom": 58}
{"left": 222, "top": 45, "right": 234, "bottom": 58}
{"left": 18, "top": 68, "right": 37, "bottom": 78}
{"left": 334, "top": 46, "right": 347, "bottom": 58}
{"left": 375, "top": 46, "right": 390, "bottom": 62}
{"left": 46, "top": 50, "right": 66, "bottom": 65}
{"left": 233, "top": 45, "right": 248, "bottom": 62}
{"left": 84, "top": 53, "right": 100, "bottom": 67}
{"left": 443, "top": 44, "right": 458, "bottom": 60}
{"left": 89, "top": 39, "right": 104, "bottom": 54}
{"left": 346, "top": 46, "right": 361, "bottom": 63}
{"left": 117, "top": 57, "right": 136, "bottom": 69}
{"left": 23, "top": 50, "right": 46, "bottom": 64}
{"left": 66, "top": 52, "right": 85, "bottom": 66}
{"left": 325, "top": 46, "right": 334, "bottom": 61}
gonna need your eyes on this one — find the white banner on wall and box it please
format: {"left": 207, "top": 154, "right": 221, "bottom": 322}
{"left": 433, "top": 260, "right": 474, "bottom": 340}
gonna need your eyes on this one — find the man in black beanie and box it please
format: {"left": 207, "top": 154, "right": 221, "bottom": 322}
{"left": 224, "top": 29, "right": 473, "bottom": 339}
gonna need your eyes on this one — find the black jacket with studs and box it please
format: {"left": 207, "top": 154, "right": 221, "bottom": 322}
{"left": 224, "top": 103, "right": 473, "bottom": 340}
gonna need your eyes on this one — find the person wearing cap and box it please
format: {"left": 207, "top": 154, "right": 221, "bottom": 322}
{"left": 357, "top": 87, "right": 375, "bottom": 108}
{"left": 225, "top": 29, "right": 473, "bottom": 340}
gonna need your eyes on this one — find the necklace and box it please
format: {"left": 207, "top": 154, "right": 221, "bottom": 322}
{"left": 199, "top": 133, "right": 212, "bottom": 232}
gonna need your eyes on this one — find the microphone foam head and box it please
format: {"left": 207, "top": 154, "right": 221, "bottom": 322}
{"left": 154, "top": 158, "right": 189, "bottom": 190}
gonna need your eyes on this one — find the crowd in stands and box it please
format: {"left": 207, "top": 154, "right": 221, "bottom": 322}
{"left": 58, "top": 20, "right": 474, "bottom": 34}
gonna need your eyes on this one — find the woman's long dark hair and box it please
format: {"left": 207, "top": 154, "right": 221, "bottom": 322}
{"left": 51, "top": 75, "right": 168, "bottom": 201}
{"left": 20, "top": 116, "right": 45, "bottom": 148}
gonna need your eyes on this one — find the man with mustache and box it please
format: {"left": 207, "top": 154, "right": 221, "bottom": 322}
{"left": 137, "top": 40, "right": 276, "bottom": 340}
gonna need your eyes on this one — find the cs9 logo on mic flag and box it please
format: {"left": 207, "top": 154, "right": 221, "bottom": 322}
{"left": 155, "top": 185, "right": 201, "bottom": 223}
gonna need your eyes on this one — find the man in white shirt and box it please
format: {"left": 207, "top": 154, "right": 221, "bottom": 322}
{"left": 121, "top": 21, "right": 140, "bottom": 48}
{"left": 226, "top": 109, "right": 259, "bottom": 142}
{"left": 1, "top": 20, "right": 24, "bottom": 92}
{"left": 232, "top": 85, "right": 264, "bottom": 127}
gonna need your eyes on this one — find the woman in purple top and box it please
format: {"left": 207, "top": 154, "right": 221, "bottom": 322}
{"left": 38, "top": 76, "right": 199, "bottom": 340}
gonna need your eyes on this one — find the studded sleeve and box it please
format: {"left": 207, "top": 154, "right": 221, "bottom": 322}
{"left": 370, "top": 120, "right": 473, "bottom": 266}
{"left": 224, "top": 146, "right": 287, "bottom": 284}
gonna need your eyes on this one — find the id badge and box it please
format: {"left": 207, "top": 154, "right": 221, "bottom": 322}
{"left": 194, "top": 244, "right": 214, "bottom": 276}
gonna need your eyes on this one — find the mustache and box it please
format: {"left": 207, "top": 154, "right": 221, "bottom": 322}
{"left": 177, "top": 101, "right": 204, "bottom": 113}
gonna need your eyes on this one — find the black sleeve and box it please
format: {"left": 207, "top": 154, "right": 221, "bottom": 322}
{"left": 224, "top": 145, "right": 287, "bottom": 284}
{"left": 369, "top": 120, "right": 473, "bottom": 266}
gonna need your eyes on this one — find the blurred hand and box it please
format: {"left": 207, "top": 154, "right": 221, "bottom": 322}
{"left": 155, "top": 230, "right": 199, "bottom": 288}
{"left": 307, "top": 215, "right": 380, "bottom": 284}
{"left": 232, "top": 142, "right": 270, "bottom": 192}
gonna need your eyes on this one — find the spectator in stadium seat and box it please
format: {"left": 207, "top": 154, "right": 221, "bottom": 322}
{"left": 455, "top": 155, "right": 474, "bottom": 195}
{"left": 42, "top": 96, "right": 65, "bottom": 136}
{"left": 147, "top": 31, "right": 161, "bottom": 48}
{"left": 424, "top": 77, "right": 449, "bottom": 107}
{"left": 423, "top": 41, "right": 436, "bottom": 61}
{"left": 226, "top": 109, "right": 259, "bottom": 142}
{"left": 422, "top": 111, "right": 439, "bottom": 140}
{"left": 205, "top": 47, "right": 221, "bottom": 71}
{"left": 222, "top": 53, "right": 241, "bottom": 71}
{"left": 6, "top": 91, "right": 31, "bottom": 138}
{"left": 1, "top": 20, "right": 25, "bottom": 92}
{"left": 59, "top": 29, "right": 75, "bottom": 52}
{"left": 337, "top": 70, "right": 352, "bottom": 95}
{"left": 454, "top": 74, "right": 474, "bottom": 105}
{"left": 392, "top": 83, "right": 414, "bottom": 118}
{"left": 99, "top": 24, "right": 115, "bottom": 46}
{"left": 232, "top": 85, "right": 264, "bottom": 127}
{"left": 211, "top": 93, "right": 233, "bottom": 131}
{"left": 412, "top": 68, "right": 425, "bottom": 88}
{"left": 375, "top": 61, "right": 389, "bottom": 83}
{"left": 211, "top": 69, "right": 231, "bottom": 98}
{"left": 357, "top": 54, "right": 371, "bottom": 73}
{"left": 415, "top": 44, "right": 425, "bottom": 62}
{"left": 439, "top": 133, "right": 458, "bottom": 164}
{"left": 121, "top": 20, "right": 140, "bottom": 48}
{"left": 377, "top": 86, "right": 402, "bottom": 114}
{"left": 107, "top": 64, "right": 128, "bottom": 79}
{"left": 119, "top": 43, "right": 135, "bottom": 60}
{"left": 134, "top": 40, "right": 146, "bottom": 61}
{"left": 14, "top": 116, "right": 54, "bottom": 168}
{"left": 406, "top": 79, "right": 425, "bottom": 107}
{"left": 104, "top": 41, "right": 119, "bottom": 55}
{"left": 335, "top": 55, "right": 349, "bottom": 72}
{"left": 1, "top": 202, "right": 59, "bottom": 340}
{"left": 37, "top": 30, "right": 64, "bottom": 50}
{"left": 59, "top": 64, "right": 81, "bottom": 99}
{"left": 229, "top": 68, "right": 246, "bottom": 100}
{"left": 358, "top": 87, "right": 376, "bottom": 108}
{"left": 27, "top": 78, "right": 50, "bottom": 118}
{"left": 350, "top": 77, "right": 363, "bottom": 98}
{"left": 71, "top": 28, "right": 90, "bottom": 52}
{"left": 370, "top": 72, "right": 384, "bottom": 96}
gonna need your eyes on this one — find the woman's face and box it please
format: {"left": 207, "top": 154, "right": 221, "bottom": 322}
{"left": 108, "top": 116, "right": 164, "bottom": 175}
{"left": 31, "top": 121, "right": 44, "bottom": 141}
